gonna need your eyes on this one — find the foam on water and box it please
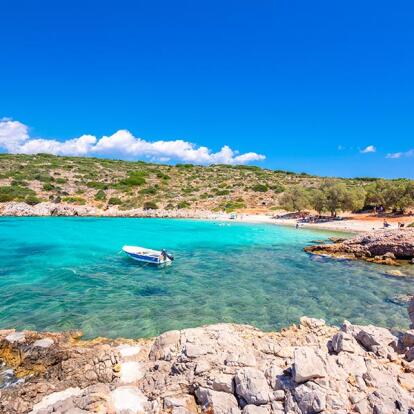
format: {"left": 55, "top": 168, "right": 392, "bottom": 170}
{"left": 0, "top": 217, "right": 412, "bottom": 338}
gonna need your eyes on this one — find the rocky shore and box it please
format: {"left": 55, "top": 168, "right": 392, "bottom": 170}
{"left": 305, "top": 229, "right": 414, "bottom": 266}
{"left": 0, "top": 202, "right": 225, "bottom": 220}
{"left": 2, "top": 303, "right": 414, "bottom": 414}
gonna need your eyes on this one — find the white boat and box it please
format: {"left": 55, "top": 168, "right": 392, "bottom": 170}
{"left": 122, "top": 245, "right": 174, "bottom": 265}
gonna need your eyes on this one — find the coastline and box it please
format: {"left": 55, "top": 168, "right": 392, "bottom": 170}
{"left": 2, "top": 311, "right": 414, "bottom": 414}
{"left": 2, "top": 201, "right": 410, "bottom": 233}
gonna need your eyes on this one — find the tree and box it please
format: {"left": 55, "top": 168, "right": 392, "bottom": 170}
{"left": 310, "top": 189, "right": 327, "bottom": 214}
{"left": 312, "top": 181, "right": 366, "bottom": 216}
{"left": 279, "top": 186, "right": 310, "bottom": 212}
{"left": 365, "top": 180, "right": 414, "bottom": 212}
{"left": 343, "top": 187, "right": 366, "bottom": 212}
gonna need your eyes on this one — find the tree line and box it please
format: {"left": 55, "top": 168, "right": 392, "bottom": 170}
{"left": 279, "top": 179, "right": 414, "bottom": 216}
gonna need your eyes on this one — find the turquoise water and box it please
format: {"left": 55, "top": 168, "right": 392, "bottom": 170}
{"left": 0, "top": 217, "right": 412, "bottom": 339}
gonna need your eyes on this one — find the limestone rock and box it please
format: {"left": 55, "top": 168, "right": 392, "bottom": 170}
{"left": 402, "top": 330, "right": 414, "bottom": 348}
{"left": 341, "top": 321, "right": 397, "bottom": 355}
{"left": 2, "top": 318, "right": 414, "bottom": 414}
{"left": 305, "top": 229, "right": 414, "bottom": 264}
{"left": 299, "top": 317, "right": 326, "bottom": 329}
{"left": 293, "top": 347, "right": 327, "bottom": 383}
{"left": 234, "top": 367, "right": 271, "bottom": 405}
{"left": 331, "top": 331, "right": 362, "bottom": 354}
{"left": 29, "top": 387, "right": 82, "bottom": 414}
{"left": 110, "top": 386, "right": 148, "bottom": 414}
{"left": 242, "top": 404, "right": 269, "bottom": 414}
{"left": 293, "top": 383, "right": 326, "bottom": 413}
{"left": 195, "top": 387, "right": 240, "bottom": 414}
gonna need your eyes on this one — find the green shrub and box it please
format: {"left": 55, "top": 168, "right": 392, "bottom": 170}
{"left": 11, "top": 179, "right": 28, "bottom": 187}
{"left": 87, "top": 181, "right": 108, "bottom": 189}
{"left": 143, "top": 201, "right": 159, "bottom": 210}
{"left": 95, "top": 189, "right": 106, "bottom": 201}
{"left": 182, "top": 187, "right": 196, "bottom": 194}
{"left": 222, "top": 201, "right": 246, "bottom": 212}
{"left": 270, "top": 183, "right": 285, "bottom": 193}
{"left": 119, "top": 171, "right": 147, "bottom": 187}
{"left": 34, "top": 174, "right": 53, "bottom": 182}
{"left": 108, "top": 197, "right": 122, "bottom": 205}
{"left": 251, "top": 184, "right": 268, "bottom": 192}
{"left": 139, "top": 186, "right": 158, "bottom": 195}
{"left": 25, "top": 195, "right": 41, "bottom": 205}
{"left": 233, "top": 165, "right": 260, "bottom": 171}
{"left": 43, "top": 183, "right": 54, "bottom": 191}
{"left": 62, "top": 196, "right": 86, "bottom": 205}
{"left": 215, "top": 189, "right": 230, "bottom": 196}
{"left": 177, "top": 201, "right": 190, "bottom": 209}
{"left": 156, "top": 171, "right": 170, "bottom": 180}
{"left": 0, "top": 185, "right": 37, "bottom": 202}
{"left": 408, "top": 222, "right": 414, "bottom": 228}
{"left": 55, "top": 178, "right": 67, "bottom": 184}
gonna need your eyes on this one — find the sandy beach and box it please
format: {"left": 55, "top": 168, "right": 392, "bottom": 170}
{"left": 2, "top": 201, "right": 413, "bottom": 233}
{"left": 217, "top": 210, "right": 414, "bottom": 233}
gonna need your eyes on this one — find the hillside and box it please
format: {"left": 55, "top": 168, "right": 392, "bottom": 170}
{"left": 0, "top": 153, "right": 412, "bottom": 213}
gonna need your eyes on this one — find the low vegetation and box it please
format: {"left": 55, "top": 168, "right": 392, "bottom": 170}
{"left": 0, "top": 153, "right": 413, "bottom": 214}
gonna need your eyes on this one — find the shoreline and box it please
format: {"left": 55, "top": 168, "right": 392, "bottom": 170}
{"left": 2, "top": 311, "right": 414, "bottom": 414}
{"left": 2, "top": 201, "right": 411, "bottom": 233}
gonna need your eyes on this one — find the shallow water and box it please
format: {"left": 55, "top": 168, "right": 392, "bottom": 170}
{"left": 0, "top": 362, "right": 18, "bottom": 389}
{"left": 0, "top": 217, "right": 412, "bottom": 339}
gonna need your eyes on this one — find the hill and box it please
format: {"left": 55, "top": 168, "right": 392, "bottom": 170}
{"left": 0, "top": 153, "right": 412, "bottom": 213}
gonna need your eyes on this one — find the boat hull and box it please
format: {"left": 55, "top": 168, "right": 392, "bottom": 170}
{"left": 125, "top": 252, "right": 171, "bottom": 264}
{"left": 122, "top": 245, "right": 172, "bottom": 265}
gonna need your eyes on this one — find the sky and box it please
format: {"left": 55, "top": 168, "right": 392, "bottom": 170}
{"left": 0, "top": 0, "right": 413, "bottom": 178}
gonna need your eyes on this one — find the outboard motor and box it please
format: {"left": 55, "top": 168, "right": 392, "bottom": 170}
{"left": 161, "top": 249, "right": 174, "bottom": 261}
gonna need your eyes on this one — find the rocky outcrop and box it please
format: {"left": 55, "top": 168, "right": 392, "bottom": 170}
{"left": 305, "top": 229, "right": 414, "bottom": 265}
{"left": 1, "top": 314, "right": 414, "bottom": 414}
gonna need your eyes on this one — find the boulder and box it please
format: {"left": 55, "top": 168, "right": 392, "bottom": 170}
{"left": 401, "top": 330, "right": 414, "bottom": 348}
{"left": 211, "top": 373, "right": 235, "bottom": 394}
{"left": 341, "top": 322, "right": 397, "bottom": 355}
{"left": 293, "top": 347, "right": 327, "bottom": 383}
{"left": 331, "top": 331, "right": 361, "bottom": 354}
{"left": 242, "top": 405, "right": 269, "bottom": 414}
{"left": 293, "top": 383, "right": 326, "bottom": 413}
{"left": 234, "top": 367, "right": 271, "bottom": 405}
{"left": 299, "top": 317, "right": 326, "bottom": 329}
{"left": 195, "top": 387, "right": 240, "bottom": 414}
{"left": 163, "top": 394, "right": 198, "bottom": 413}
{"left": 149, "top": 330, "right": 180, "bottom": 361}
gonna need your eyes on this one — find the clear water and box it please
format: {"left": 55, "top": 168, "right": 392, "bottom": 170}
{"left": 0, "top": 217, "right": 412, "bottom": 339}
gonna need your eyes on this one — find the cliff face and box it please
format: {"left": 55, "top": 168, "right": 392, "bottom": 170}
{"left": 1, "top": 310, "right": 414, "bottom": 414}
{"left": 305, "top": 229, "right": 414, "bottom": 265}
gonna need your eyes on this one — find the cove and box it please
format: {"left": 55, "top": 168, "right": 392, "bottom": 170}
{"left": 0, "top": 217, "right": 412, "bottom": 339}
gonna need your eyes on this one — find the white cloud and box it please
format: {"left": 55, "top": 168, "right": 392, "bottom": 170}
{"left": 0, "top": 118, "right": 30, "bottom": 152}
{"left": 361, "top": 145, "right": 376, "bottom": 154}
{"left": 386, "top": 149, "right": 414, "bottom": 159}
{"left": 0, "top": 118, "right": 265, "bottom": 165}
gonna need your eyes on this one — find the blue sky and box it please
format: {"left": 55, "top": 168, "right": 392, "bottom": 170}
{"left": 0, "top": 0, "right": 413, "bottom": 178}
